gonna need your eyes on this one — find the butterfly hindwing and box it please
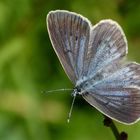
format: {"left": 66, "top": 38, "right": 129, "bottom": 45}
{"left": 83, "top": 87, "right": 140, "bottom": 124}
{"left": 93, "top": 62, "right": 140, "bottom": 89}
{"left": 83, "top": 62, "right": 140, "bottom": 124}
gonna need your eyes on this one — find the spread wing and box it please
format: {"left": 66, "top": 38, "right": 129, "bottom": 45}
{"left": 47, "top": 10, "right": 91, "bottom": 83}
{"left": 47, "top": 11, "right": 127, "bottom": 84}
{"left": 82, "top": 63, "right": 140, "bottom": 124}
{"left": 81, "top": 19, "right": 127, "bottom": 79}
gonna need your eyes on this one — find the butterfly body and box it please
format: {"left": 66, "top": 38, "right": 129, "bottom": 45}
{"left": 47, "top": 10, "right": 140, "bottom": 124}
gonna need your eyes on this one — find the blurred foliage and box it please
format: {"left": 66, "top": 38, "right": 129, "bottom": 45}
{"left": 0, "top": 0, "right": 140, "bottom": 140}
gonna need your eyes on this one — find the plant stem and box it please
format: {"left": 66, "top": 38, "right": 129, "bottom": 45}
{"left": 103, "top": 115, "right": 128, "bottom": 140}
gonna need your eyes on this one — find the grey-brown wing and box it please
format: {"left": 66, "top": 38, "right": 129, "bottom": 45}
{"left": 47, "top": 10, "right": 91, "bottom": 83}
{"left": 94, "top": 62, "right": 140, "bottom": 88}
{"left": 82, "top": 62, "right": 140, "bottom": 124}
{"left": 83, "top": 20, "right": 127, "bottom": 78}
{"left": 83, "top": 88, "right": 140, "bottom": 124}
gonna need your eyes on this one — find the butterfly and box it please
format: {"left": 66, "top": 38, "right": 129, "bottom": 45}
{"left": 46, "top": 10, "right": 140, "bottom": 124}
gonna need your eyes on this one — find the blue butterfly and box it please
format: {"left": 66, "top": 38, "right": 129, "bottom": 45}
{"left": 47, "top": 10, "right": 140, "bottom": 124}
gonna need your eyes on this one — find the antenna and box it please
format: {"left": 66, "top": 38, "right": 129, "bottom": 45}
{"left": 67, "top": 94, "right": 76, "bottom": 123}
{"left": 42, "top": 88, "right": 76, "bottom": 123}
{"left": 42, "top": 88, "right": 73, "bottom": 94}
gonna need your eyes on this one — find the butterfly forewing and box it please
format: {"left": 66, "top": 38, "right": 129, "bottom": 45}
{"left": 84, "top": 20, "right": 127, "bottom": 77}
{"left": 47, "top": 10, "right": 91, "bottom": 83}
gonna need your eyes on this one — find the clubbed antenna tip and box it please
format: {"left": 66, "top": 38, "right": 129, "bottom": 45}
{"left": 67, "top": 94, "right": 76, "bottom": 123}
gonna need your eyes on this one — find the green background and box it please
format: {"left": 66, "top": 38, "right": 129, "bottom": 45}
{"left": 0, "top": 0, "right": 140, "bottom": 139}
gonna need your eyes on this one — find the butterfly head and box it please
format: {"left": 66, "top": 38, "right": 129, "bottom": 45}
{"left": 71, "top": 86, "right": 82, "bottom": 97}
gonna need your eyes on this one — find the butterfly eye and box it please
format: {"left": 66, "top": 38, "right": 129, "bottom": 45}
{"left": 74, "top": 86, "right": 81, "bottom": 93}
{"left": 77, "top": 88, "right": 81, "bottom": 92}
